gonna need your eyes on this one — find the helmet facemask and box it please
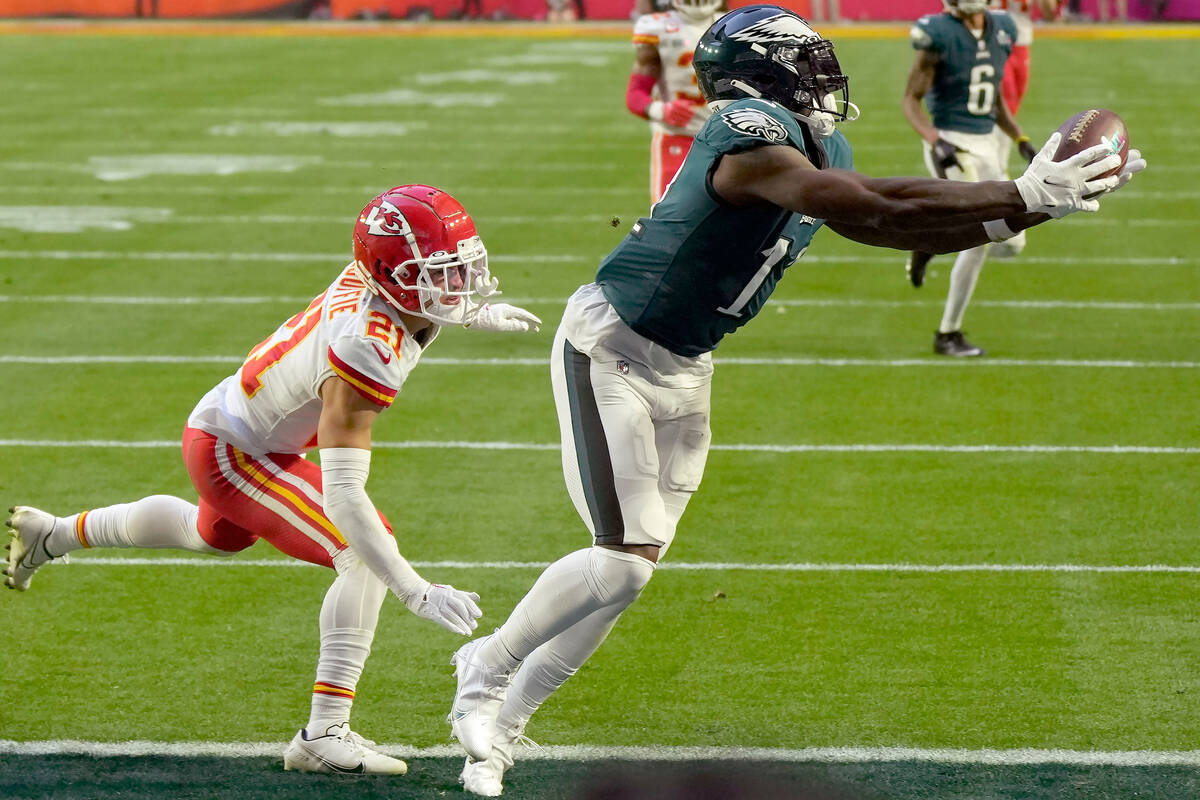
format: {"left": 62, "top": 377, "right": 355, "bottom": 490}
{"left": 671, "top": 0, "right": 722, "bottom": 24}
{"left": 383, "top": 235, "right": 498, "bottom": 326}
{"left": 732, "top": 38, "right": 858, "bottom": 138}
{"left": 943, "top": 0, "right": 990, "bottom": 15}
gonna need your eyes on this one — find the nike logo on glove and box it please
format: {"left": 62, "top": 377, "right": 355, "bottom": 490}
{"left": 370, "top": 341, "right": 393, "bottom": 364}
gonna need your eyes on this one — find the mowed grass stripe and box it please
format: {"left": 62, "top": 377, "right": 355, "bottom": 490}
{"left": 3, "top": 355, "right": 1197, "bottom": 368}
{"left": 5, "top": 295, "right": 1200, "bottom": 310}
{"left": 1, "top": 440, "right": 1196, "bottom": 453}
{"left": 1, "top": 249, "right": 1197, "bottom": 266}
{"left": 31, "top": 558, "right": 1200, "bottom": 573}
{"left": 4, "top": 740, "right": 1200, "bottom": 766}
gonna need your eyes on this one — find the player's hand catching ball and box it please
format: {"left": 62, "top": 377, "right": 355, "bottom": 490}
{"left": 406, "top": 582, "right": 482, "bottom": 635}
{"left": 663, "top": 99, "right": 696, "bottom": 128}
{"left": 1013, "top": 132, "right": 1122, "bottom": 218}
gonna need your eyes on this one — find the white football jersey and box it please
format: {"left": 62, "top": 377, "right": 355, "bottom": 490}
{"left": 632, "top": 9, "right": 713, "bottom": 137}
{"left": 992, "top": 0, "right": 1034, "bottom": 45}
{"left": 188, "top": 264, "right": 437, "bottom": 456}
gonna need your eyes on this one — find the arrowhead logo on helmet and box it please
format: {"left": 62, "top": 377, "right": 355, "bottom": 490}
{"left": 362, "top": 200, "right": 413, "bottom": 237}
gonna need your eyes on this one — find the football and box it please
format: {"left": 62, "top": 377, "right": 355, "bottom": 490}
{"left": 1052, "top": 108, "right": 1130, "bottom": 180}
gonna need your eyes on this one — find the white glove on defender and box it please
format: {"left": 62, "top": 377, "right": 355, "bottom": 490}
{"left": 468, "top": 303, "right": 541, "bottom": 333}
{"left": 405, "top": 581, "right": 482, "bottom": 635}
{"left": 1013, "top": 132, "right": 1123, "bottom": 218}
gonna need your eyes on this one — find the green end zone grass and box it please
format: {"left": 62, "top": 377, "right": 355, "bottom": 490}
{"left": 1, "top": 26, "right": 1198, "bottom": 800}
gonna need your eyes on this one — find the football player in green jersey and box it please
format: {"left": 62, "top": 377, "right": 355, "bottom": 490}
{"left": 447, "top": 5, "right": 1143, "bottom": 795}
{"left": 902, "top": 0, "right": 1035, "bottom": 356}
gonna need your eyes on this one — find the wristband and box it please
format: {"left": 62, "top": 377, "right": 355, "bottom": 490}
{"left": 983, "top": 218, "right": 1018, "bottom": 242}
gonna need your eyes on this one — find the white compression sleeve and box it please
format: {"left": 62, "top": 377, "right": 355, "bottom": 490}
{"left": 320, "top": 447, "right": 427, "bottom": 604}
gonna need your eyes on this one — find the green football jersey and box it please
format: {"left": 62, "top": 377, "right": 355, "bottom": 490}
{"left": 910, "top": 11, "right": 1017, "bottom": 134}
{"left": 596, "top": 97, "right": 853, "bottom": 358}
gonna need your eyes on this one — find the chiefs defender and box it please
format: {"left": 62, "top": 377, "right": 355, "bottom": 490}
{"left": 626, "top": 0, "right": 726, "bottom": 201}
{"left": 4, "top": 185, "right": 541, "bottom": 775}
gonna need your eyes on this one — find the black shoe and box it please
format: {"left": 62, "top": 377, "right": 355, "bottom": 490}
{"left": 906, "top": 251, "right": 933, "bottom": 288}
{"left": 934, "top": 330, "right": 985, "bottom": 357}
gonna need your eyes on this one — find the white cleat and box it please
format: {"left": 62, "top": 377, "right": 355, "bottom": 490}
{"left": 460, "top": 721, "right": 537, "bottom": 797}
{"left": 282, "top": 723, "right": 408, "bottom": 775}
{"left": 448, "top": 634, "right": 515, "bottom": 762}
{"left": 5, "top": 506, "right": 63, "bottom": 592}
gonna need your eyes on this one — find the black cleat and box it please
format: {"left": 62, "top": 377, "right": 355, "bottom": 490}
{"left": 934, "top": 330, "right": 985, "bottom": 358}
{"left": 906, "top": 251, "right": 933, "bottom": 288}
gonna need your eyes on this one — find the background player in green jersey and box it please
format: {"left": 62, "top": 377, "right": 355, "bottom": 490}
{"left": 447, "top": 6, "right": 1144, "bottom": 796}
{"left": 902, "top": 0, "right": 1036, "bottom": 356}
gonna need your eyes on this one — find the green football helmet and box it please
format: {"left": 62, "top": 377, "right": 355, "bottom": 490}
{"left": 693, "top": 4, "right": 852, "bottom": 128}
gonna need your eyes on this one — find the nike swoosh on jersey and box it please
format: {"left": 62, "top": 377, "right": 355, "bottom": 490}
{"left": 370, "top": 341, "right": 393, "bottom": 364}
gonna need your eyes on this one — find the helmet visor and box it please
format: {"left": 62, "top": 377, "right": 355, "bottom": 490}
{"left": 773, "top": 39, "right": 851, "bottom": 121}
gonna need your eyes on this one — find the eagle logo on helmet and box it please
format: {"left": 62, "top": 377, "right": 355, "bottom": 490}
{"left": 721, "top": 108, "right": 788, "bottom": 143}
{"left": 362, "top": 199, "right": 413, "bottom": 238}
{"left": 728, "top": 13, "right": 819, "bottom": 44}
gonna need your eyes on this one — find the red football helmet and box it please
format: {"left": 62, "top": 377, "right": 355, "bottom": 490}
{"left": 352, "top": 185, "right": 498, "bottom": 325}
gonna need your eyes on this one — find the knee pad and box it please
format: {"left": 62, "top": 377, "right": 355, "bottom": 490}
{"left": 585, "top": 547, "right": 655, "bottom": 607}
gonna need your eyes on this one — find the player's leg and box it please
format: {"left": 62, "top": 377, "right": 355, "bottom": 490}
{"left": 491, "top": 394, "right": 709, "bottom": 734}
{"left": 933, "top": 132, "right": 991, "bottom": 357}
{"left": 450, "top": 324, "right": 662, "bottom": 764}
{"left": 3, "top": 429, "right": 254, "bottom": 591}
{"left": 188, "top": 428, "right": 404, "bottom": 774}
{"left": 655, "top": 134, "right": 692, "bottom": 202}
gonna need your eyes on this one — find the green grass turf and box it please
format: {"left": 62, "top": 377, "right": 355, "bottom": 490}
{"left": 1, "top": 24, "right": 1198, "bottom": 800}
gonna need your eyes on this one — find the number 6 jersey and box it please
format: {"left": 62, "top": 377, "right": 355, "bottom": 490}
{"left": 188, "top": 265, "right": 437, "bottom": 456}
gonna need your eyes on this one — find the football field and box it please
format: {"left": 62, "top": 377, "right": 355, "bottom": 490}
{"left": 1, "top": 21, "right": 1198, "bottom": 800}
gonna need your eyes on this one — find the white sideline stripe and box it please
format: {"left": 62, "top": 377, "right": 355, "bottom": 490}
{"left": 0, "top": 249, "right": 580, "bottom": 264}
{"left": 2, "top": 741, "right": 1199, "bottom": 766}
{"left": 0, "top": 250, "right": 1198, "bottom": 267}
{"left": 35, "top": 557, "right": 1200, "bottom": 574}
{"left": 5, "top": 355, "right": 1197, "bottom": 369}
{"left": 0, "top": 440, "right": 1196, "bottom": 454}
{"left": 4, "top": 295, "right": 1199, "bottom": 311}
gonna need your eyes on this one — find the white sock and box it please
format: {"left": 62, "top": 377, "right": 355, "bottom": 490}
{"left": 939, "top": 244, "right": 988, "bottom": 333}
{"left": 497, "top": 602, "right": 625, "bottom": 732}
{"left": 307, "top": 559, "right": 385, "bottom": 732}
{"left": 51, "top": 496, "right": 222, "bottom": 555}
{"left": 490, "top": 547, "right": 655, "bottom": 664}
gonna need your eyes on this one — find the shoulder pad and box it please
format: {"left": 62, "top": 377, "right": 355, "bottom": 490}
{"left": 717, "top": 101, "right": 791, "bottom": 145}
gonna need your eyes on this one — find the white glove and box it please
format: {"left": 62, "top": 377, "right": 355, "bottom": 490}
{"left": 404, "top": 582, "right": 482, "bottom": 635}
{"left": 468, "top": 303, "right": 542, "bottom": 333}
{"left": 1013, "top": 132, "right": 1123, "bottom": 218}
{"left": 1111, "top": 148, "right": 1146, "bottom": 192}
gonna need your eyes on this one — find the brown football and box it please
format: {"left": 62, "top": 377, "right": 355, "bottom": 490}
{"left": 1052, "top": 108, "right": 1130, "bottom": 178}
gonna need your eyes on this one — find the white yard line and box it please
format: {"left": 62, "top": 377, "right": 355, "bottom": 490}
{"left": 2, "top": 355, "right": 1198, "bottom": 369}
{"left": 30, "top": 557, "right": 1200, "bottom": 573}
{"left": 3, "top": 295, "right": 1198, "bottom": 311}
{"left": 0, "top": 249, "right": 1194, "bottom": 266}
{"left": 1, "top": 740, "right": 1198, "bottom": 766}
{"left": 0, "top": 440, "right": 1195, "bottom": 454}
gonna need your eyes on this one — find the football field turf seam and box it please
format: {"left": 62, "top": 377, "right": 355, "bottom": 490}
{"left": 3, "top": 741, "right": 1199, "bottom": 766}
{"left": 27, "top": 557, "right": 1200, "bottom": 573}
{"left": 3, "top": 355, "right": 1197, "bottom": 368}
{"left": 1, "top": 440, "right": 1197, "bottom": 453}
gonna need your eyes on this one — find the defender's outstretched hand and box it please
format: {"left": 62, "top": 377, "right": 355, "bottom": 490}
{"left": 469, "top": 303, "right": 542, "bottom": 333}
{"left": 405, "top": 582, "right": 482, "bottom": 635}
{"left": 1013, "top": 132, "right": 1123, "bottom": 218}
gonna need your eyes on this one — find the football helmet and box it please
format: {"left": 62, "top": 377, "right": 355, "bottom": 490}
{"left": 671, "top": 0, "right": 723, "bottom": 24}
{"left": 943, "top": 0, "right": 989, "bottom": 15}
{"left": 352, "top": 185, "right": 498, "bottom": 326}
{"left": 693, "top": 5, "right": 856, "bottom": 138}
